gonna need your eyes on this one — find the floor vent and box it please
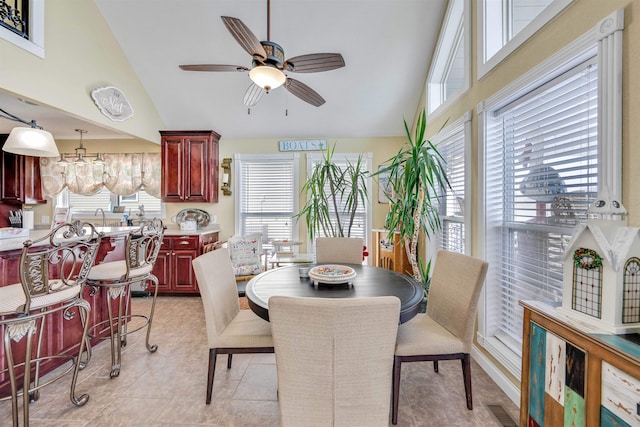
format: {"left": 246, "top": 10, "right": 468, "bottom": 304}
{"left": 486, "top": 404, "right": 518, "bottom": 427}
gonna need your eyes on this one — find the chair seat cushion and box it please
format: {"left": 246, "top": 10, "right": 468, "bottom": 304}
{"left": 87, "top": 260, "right": 153, "bottom": 282}
{"left": 395, "top": 313, "right": 469, "bottom": 356}
{"left": 212, "top": 309, "right": 273, "bottom": 349}
{"left": 0, "top": 281, "right": 81, "bottom": 315}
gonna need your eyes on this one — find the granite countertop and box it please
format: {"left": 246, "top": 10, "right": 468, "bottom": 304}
{"left": 0, "top": 224, "right": 221, "bottom": 252}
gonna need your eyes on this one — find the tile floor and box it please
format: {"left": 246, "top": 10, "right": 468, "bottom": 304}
{"left": 0, "top": 296, "right": 520, "bottom": 426}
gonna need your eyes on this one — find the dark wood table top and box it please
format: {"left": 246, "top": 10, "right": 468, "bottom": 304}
{"left": 245, "top": 264, "right": 424, "bottom": 324}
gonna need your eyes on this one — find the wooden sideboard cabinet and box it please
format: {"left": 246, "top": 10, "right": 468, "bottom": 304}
{"left": 160, "top": 130, "right": 220, "bottom": 203}
{"left": 520, "top": 300, "right": 640, "bottom": 427}
{"left": 153, "top": 232, "right": 218, "bottom": 295}
{"left": 0, "top": 134, "right": 45, "bottom": 204}
{"left": 371, "top": 229, "right": 410, "bottom": 275}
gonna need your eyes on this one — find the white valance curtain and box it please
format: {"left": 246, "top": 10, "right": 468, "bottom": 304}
{"left": 39, "top": 153, "right": 161, "bottom": 199}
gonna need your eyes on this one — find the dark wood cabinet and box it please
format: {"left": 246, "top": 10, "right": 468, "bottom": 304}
{"left": 160, "top": 130, "right": 220, "bottom": 203}
{"left": 153, "top": 232, "right": 219, "bottom": 295}
{"left": 0, "top": 134, "right": 45, "bottom": 204}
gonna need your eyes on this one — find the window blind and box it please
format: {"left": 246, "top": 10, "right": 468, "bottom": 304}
{"left": 437, "top": 131, "right": 465, "bottom": 254}
{"left": 238, "top": 156, "right": 297, "bottom": 246}
{"left": 485, "top": 57, "right": 598, "bottom": 352}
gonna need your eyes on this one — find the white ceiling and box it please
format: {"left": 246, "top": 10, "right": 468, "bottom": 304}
{"left": 1, "top": 0, "right": 447, "bottom": 141}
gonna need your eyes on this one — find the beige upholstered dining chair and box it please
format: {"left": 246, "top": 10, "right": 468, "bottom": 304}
{"left": 192, "top": 248, "right": 273, "bottom": 404}
{"left": 270, "top": 295, "right": 400, "bottom": 427}
{"left": 392, "top": 250, "right": 488, "bottom": 424}
{"left": 315, "top": 236, "right": 363, "bottom": 264}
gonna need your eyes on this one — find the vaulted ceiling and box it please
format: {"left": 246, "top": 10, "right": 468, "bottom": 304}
{"left": 1, "top": 0, "right": 447, "bottom": 141}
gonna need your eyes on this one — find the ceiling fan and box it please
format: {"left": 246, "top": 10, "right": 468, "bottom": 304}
{"left": 179, "top": 0, "right": 345, "bottom": 107}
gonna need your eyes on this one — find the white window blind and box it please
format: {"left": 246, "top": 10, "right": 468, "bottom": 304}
{"left": 437, "top": 131, "right": 465, "bottom": 254}
{"left": 236, "top": 154, "right": 298, "bottom": 247}
{"left": 485, "top": 58, "right": 598, "bottom": 354}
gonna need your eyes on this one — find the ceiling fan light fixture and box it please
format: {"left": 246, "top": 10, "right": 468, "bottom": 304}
{"left": 249, "top": 66, "right": 286, "bottom": 92}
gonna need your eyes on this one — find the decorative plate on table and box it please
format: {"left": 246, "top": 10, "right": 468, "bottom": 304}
{"left": 174, "top": 209, "right": 210, "bottom": 228}
{"left": 308, "top": 264, "right": 357, "bottom": 286}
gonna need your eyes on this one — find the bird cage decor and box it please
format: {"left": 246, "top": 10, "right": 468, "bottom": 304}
{"left": 559, "top": 191, "right": 640, "bottom": 334}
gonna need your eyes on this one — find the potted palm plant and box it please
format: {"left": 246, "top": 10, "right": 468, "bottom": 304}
{"left": 296, "top": 144, "right": 369, "bottom": 240}
{"left": 375, "top": 109, "right": 450, "bottom": 288}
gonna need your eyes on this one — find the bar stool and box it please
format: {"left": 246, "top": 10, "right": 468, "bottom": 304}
{"left": 0, "top": 221, "right": 102, "bottom": 427}
{"left": 86, "top": 219, "right": 165, "bottom": 378}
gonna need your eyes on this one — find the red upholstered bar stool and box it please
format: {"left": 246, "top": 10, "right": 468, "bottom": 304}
{"left": 85, "top": 219, "right": 165, "bottom": 378}
{"left": 0, "top": 221, "right": 103, "bottom": 427}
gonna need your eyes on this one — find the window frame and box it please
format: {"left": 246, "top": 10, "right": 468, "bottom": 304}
{"left": 305, "top": 152, "right": 373, "bottom": 256}
{"left": 476, "top": 9, "right": 623, "bottom": 379}
{"left": 426, "top": 0, "right": 470, "bottom": 118}
{"left": 477, "top": 0, "right": 573, "bottom": 79}
{"left": 234, "top": 153, "right": 300, "bottom": 246}
{"left": 428, "top": 111, "right": 472, "bottom": 257}
{"left": 1, "top": 0, "right": 45, "bottom": 58}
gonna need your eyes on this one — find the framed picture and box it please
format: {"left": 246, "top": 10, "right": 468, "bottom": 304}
{"left": 377, "top": 166, "right": 392, "bottom": 203}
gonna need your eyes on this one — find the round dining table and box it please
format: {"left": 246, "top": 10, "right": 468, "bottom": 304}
{"left": 245, "top": 264, "right": 424, "bottom": 324}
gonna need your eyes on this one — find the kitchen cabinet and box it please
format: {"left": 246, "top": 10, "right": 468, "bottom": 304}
{"left": 519, "top": 300, "right": 640, "bottom": 426}
{"left": 153, "top": 232, "right": 218, "bottom": 295}
{"left": 160, "top": 130, "right": 220, "bottom": 203}
{"left": 0, "top": 134, "right": 45, "bottom": 204}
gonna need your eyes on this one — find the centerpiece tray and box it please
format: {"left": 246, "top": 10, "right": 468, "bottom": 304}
{"left": 308, "top": 264, "right": 357, "bottom": 286}
{"left": 174, "top": 209, "right": 210, "bottom": 228}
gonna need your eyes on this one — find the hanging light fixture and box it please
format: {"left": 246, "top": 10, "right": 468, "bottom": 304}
{"left": 73, "top": 129, "right": 88, "bottom": 164}
{"left": 0, "top": 107, "right": 60, "bottom": 157}
{"left": 57, "top": 129, "right": 105, "bottom": 165}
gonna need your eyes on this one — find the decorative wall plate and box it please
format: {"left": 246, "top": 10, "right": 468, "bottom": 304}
{"left": 308, "top": 264, "right": 356, "bottom": 286}
{"left": 90, "top": 86, "right": 134, "bottom": 121}
{"left": 174, "top": 209, "right": 210, "bottom": 228}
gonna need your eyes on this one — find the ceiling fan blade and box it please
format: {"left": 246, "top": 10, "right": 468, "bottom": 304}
{"left": 221, "top": 16, "right": 267, "bottom": 60}
{"left": 285, "top": 78, "right": 325, "bottom": 107}
{"left": 244, "top": 83, "right": 265, "bottom": 107}
{"left": 179, "top": 64, "right": 249, "bottom": 72}
{"left": 284, "top": 53, "right": 345, "bottom": 73}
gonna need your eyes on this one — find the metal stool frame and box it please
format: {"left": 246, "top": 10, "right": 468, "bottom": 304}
{"left": 86, "top": 219, "right": 165, "bottom": 378}
{"left": 0, "top": 221, "right": 103, "bottom": 427}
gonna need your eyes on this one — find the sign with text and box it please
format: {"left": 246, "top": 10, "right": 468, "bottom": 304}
{"left": 279, "top": 139, "right": 327, "bottom": 152}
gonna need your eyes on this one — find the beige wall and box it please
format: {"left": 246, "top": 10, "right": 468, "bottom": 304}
{"left": 416, "top": 0, "right": 640, "bottom": 391}
{"left": 33, "top": 136, "right": 404, "bottom": 248}
{"left": 0, "top": 0, "right": 165, "bottom": 144}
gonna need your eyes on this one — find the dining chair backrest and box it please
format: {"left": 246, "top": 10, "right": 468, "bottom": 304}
{"left": 315, "top": 237, "right": 363, "bottom": 264}
{"left": 192, "top": 248, "right": 241, "bottom": 343}
{"left": 270, "top": 295, "right": 400, "bottom": 427}
{"left": 426, "top": 250, "right": 489, "bottom": 346}
{"left": 228, "top": 233, "right": 264, "bottom": 276}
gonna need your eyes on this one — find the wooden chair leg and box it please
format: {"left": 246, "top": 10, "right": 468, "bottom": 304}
{"left": 392, "top": 356, "right": 401, "bottom": 425}
{"left": 206, "top": 348, "right": 217, "bottom": 404}
{"left": 461, "top": 353, "right": 473, "bottom": 410}
{"left": 227, "top": 354, "right": 233, "bottom": 369}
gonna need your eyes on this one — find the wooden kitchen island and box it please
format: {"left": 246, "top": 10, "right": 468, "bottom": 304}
{"left": 0, "top": 224, "right": 219, "bottom": 397}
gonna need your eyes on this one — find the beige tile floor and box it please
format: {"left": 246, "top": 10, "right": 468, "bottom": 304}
{"left": 0, "top": 296, "right": 520, "bottom": 426}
